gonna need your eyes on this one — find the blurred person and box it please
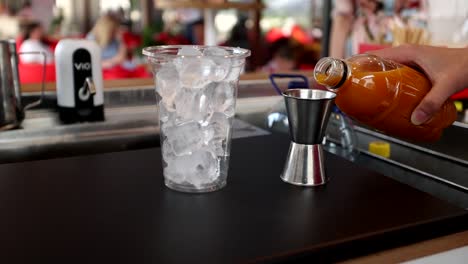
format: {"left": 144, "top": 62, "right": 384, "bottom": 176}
{"left": 184, "top": 18, "right": 204, "bottom": 45}
{"left": 177, "top": 9, "right": 204, "bottom": 45}
{"left": 223, "top": 15, "right": 254, "bottom": 70}
{"left": 224, "top": 15, "right": 250, "bottom": 50}
{"left": 423, "top": 0, "right": 468, "bottom": 46}
{"left": 261, "top": 38, "right": 296, "bottom": 73}
{"left": 0, "top": 3, "right": 19, "bottom": 38}
{"left": 394, "top": 0, "right": 421, "bottom": 14}
{"left": 114, "top": 7, "right": 126, "bottom": 23}
{"left": 49, "top": 6, "right": 64, "bottom": 37}
{"left": 0, "top": 3, "right": 10, "bottom": 15}
{"left": 329, "top": 0, "right": 387, "bottom": 58}
{"left": 17, "top": 1, "right": 34, "bottom": 21}
{"left": 87, "top": 14, "right": 127, "bottom": 69}
{"left": 19, "top": 21, "right": 54, "bottom": 64}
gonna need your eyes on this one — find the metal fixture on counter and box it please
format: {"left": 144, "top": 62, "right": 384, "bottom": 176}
{"left": 0, "top": 39, "right": 46, "bottom": 130}
{"left": 268, "top": 73, "right": 359, "bottom": 162}
{"left": 281, "top": 89, "right": 336, "bottom": 186}
{"left": 55, "top": 39, "right": 105, "bottom": 124}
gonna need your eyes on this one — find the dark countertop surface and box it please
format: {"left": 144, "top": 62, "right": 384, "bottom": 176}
{"left": 0, "top": 134, "right": 467, "bottom": 263}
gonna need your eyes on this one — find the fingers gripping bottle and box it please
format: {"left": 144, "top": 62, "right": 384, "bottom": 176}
{"left": 314, "top": 54, "right": 457, "bottom": 142}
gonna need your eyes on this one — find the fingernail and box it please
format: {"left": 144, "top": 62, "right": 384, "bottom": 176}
{"left": 411, "top": 110, "right": 429, "bottom": 125}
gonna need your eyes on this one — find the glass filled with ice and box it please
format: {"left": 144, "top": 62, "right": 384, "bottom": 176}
{"left": 143, "top": 45, "right": 251, "bottom": 193}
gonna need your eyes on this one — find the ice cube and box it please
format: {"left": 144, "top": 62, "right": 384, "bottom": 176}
{"left": 178, "top": 46, "right": 202, "bottom": 56}
{"left": 210, "top": 112, "right": 230, "bottom": 141}
{"left": 203, "top": 46, "right": 229, "bottom": 57}
{"left": 162, "top": 140, "right": 186, "bottom": 184}
{"left": 164, "top": 122, "right": 205, "bottom": 156}
{"left": 178, "top": 58, "right": 218, "bottom": 88}
{"left": 174, "top": 46, "right": 202, "bottom": 72}
{"left": 159, "top": 100, "right": 176, "bottom": 123}
{"left": 188, "top": 150, "right": 219, "bottom": 187}
{"left": 203, "top": 47, "right": 231, "bottom": 82}
{"left": 177, "top": 47, "right": 232, "bottom": 86}
{"left": 206, "top": 112, "right": 231, "bottom": 156}
{"left": 212, "top": 62, "right": 231, "bottom": 82}
{"left": 165, "top": 149, "right": 219, "bottom": 188}
{"left": 155, "top": 63, "right": 179, "bottom": 108}
{"left": 208, "top": 82, "right": 236, "bottom": 117}
{"left": 174, "top": 86, "right": 213, "bottom": 124}
{"left": 225, "top": 65, "right": 243, "bottom": 82}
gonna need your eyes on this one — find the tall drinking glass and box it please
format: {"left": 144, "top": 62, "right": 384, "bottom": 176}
{"left": 143, "top": 45, "right": 250, "bottom": 193}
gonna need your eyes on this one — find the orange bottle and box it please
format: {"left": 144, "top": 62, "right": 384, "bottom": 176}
{"left": 314, "top": 54, "right": 457, "bottom": 142}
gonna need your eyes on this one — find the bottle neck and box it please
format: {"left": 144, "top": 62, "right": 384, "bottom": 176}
{"left": 314, "top": 58, "right": 348, "bottom": 90}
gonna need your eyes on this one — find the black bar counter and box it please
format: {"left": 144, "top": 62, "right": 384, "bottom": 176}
{"left": 0, "top": 134, "right": 466, "bottom": 263}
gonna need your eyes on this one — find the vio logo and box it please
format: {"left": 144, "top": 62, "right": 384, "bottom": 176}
{"left": 74, "top": 62, "right": 91, "bottom": 71}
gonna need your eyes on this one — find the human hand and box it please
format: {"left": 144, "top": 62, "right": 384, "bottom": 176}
{"left": 370, "top": 45, "right": 468, "bottom": 125}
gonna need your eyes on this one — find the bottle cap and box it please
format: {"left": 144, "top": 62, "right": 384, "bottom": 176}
{"left": 368, "top": 141, "right": 391, "bottom": 158}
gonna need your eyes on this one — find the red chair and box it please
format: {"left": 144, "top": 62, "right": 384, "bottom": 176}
{"left": 18, "top": 63, "right": 56, "bottom": 84}
{"left": 103, "top": 65, "right": 151, "bottom": 80}
{"left": 17, "top": 35, "right": 58, "bottom": 84}
{"left": 18, "top": 33, "right": 151, "bottom": 83}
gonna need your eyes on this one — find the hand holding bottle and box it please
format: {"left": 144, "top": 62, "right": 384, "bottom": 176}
{"left": 314, "top": 53, "right": 457, "bottom": 142}
{"left": 370, "top": 45, "right": 468, "bottom": 125}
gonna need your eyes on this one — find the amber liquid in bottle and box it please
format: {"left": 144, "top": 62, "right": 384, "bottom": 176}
{"left": 314, "top": 55, "right": 457, "bottom": 142}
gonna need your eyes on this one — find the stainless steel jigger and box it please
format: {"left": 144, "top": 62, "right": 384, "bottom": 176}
{"left": 281, "top": 89, "right": 336, "bottom": 186}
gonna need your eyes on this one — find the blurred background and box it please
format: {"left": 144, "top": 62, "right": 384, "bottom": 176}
{"left": 1, "top": 0, "right": 467, "bottom": 85}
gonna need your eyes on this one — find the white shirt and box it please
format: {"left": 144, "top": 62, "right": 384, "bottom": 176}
{"left": 19, "top": 39, "right": 54, "bottom": 64}
{"left": 425, "top": 0, "right": 468, "bottom": 46}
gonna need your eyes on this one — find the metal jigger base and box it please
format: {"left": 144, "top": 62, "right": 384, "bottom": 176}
{"left": 280, "top": 142, "right": 328, "bottom": 186}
